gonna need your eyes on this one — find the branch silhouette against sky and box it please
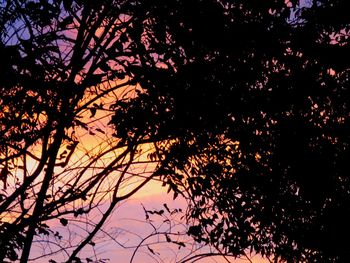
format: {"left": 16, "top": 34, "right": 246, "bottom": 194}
{"left": 1, "top": 0, "right": 350, "bottom": 262}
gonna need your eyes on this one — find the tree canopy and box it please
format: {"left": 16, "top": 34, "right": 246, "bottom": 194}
{"left": 112, "top": 0, "right": 350, "bottom": 262}
{"left": 1, "top": 0, "right": 350, "bottom": 262}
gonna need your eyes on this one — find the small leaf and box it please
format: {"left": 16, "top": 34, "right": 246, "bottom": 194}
{"left": 89, "top": 108, "right": 97, "bottom": 118}
{"left": 163, "top": 203, "right": 170, "bottom": 213}
{"left": 147, "top": 246, "right": 155, "bottom": 255}
{"left": 59, "top": 218, "right": 68, "bottom": 226}
{"left": 174, "top": 241, "right": 186, "bottom": 248}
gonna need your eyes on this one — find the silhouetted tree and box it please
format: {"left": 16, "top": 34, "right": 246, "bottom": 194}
{"left": 3, "top": 0, "right": 350, "bottom": 262}
{"left": 111, "top": 0, "right": 350, "bottom": 262}
{"left": 0, "top": 0, "right": 175, "bottom": 262}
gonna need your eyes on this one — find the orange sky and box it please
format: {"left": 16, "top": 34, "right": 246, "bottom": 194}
{"left": 20, "top": 78, "right": 272, "bottom": 262}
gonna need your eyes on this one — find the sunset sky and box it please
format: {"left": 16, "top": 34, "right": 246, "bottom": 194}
{"left": 4, "top": 1, "right": 346, "bottom": 262}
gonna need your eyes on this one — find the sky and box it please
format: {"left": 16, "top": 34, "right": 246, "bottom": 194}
{"left": 104, "top": 192, "right": 270, "bottom": 263}
{"left": 28, "top": 174, "right": 270, "bottom": 262}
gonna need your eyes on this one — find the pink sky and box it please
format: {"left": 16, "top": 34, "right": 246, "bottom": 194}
{"left": 30, "top": 183, "right": 270, "bottom": 262}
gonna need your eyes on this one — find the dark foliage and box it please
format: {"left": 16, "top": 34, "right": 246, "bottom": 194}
{"left": 112, "top": 0, "right": 350, "bottom": 261}
{"left": 2, "top": 0, "right": 350, "bottom": 261}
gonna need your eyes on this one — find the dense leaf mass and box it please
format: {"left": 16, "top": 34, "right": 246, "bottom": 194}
{"left": 112, "top": 0, "right": 350, "bottom": 261}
